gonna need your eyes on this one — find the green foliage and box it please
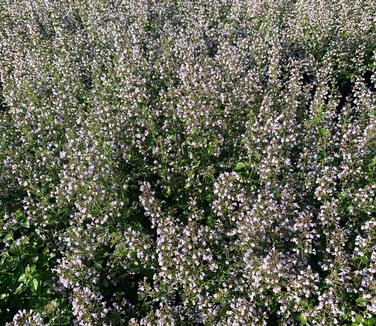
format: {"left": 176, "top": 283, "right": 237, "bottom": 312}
{"left": 0, "top": 217, "right": 72, "bottom": 324}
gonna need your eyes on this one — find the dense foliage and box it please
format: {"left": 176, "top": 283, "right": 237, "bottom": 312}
{"left": 0, "top": 0, "right": 375, "bottom": 325}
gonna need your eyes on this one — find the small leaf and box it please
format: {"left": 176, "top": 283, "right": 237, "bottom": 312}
{"left": 14, "top": 283, "right": 25, "bottom": 294}
{"left": 18, "top": 273, "right": 27, "bottom": 282}
{"left": 296, "top": 314, "right": 308, "bottom": 325}
{"left": 15, "top": 209, "right": 24, "bottom": 219}
{"left": 163, "top": 186, "right": 172, "bottom": 198}
{"left": 356, "top": 296, "right": 368, "bottom": 307}
{"left": 4, "top": 233, "right": 13, "bottom": 242}
{"left": 235, "top": 162, "right": 247, "bottom": 171}
{"left": 0, "top": 293, "right": 8, "bottom": 300}
{"left": 138, "top": 292, "right": 146, "bottom": 302}
{"left": 31, "top": 279, "right": 39, "bottom": 291}
{"left": 22, "top": 219, "right": 30, "bottom": 228}
{"left": 167, "top": 134, "right": 176, "bottom": 141}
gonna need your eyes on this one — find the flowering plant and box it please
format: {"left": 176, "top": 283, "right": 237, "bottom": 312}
{"left": 0, "top": 0, "right": 375, "bottom": 325}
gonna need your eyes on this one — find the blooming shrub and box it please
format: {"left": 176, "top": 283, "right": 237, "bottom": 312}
{"left": 0, "top": 0, "right": 375, "bottom": 325}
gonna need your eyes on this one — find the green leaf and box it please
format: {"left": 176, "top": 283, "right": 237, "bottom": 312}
{"left": 362, "top": 255, "right": 369, "bottom": 265}
{"left": 318, "top": 126, "right": 330, "bottom": 138}
{"left": 0, "top": 293, "right": 8, "bottom": 300}
{"left": 18, "top": 273, "right": 27, "bottom": 282}
{"left": 4, "top": 233, "right": 13, "bottom": 242}
{"left": 21, "top": 219, "right": 30, "bottom": 228}
{"left": 163, "top": 186, "right": 172, "bottom": 198}
{"left": 14, "top": 283, "right": 25, "bottom": 294}
{"left": 235, "top": 162, "right": 247, "bottom": 171}
{"left": 356, "top": 296, "right": 368, "bottom": 307}
{"left": 15, "top": 209, "right": 24, "bottom": 219}
{"left": 296, "top": 314, "right": 308, "bottom": 325}
{"left": 31, "top": 279, "right": 39, "bottom": 292}
{"left": 352, "top": 314, "right": 365, "bottom": 325}
{"left": 138, "top": 292, "right": 146, "bottom": 302}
